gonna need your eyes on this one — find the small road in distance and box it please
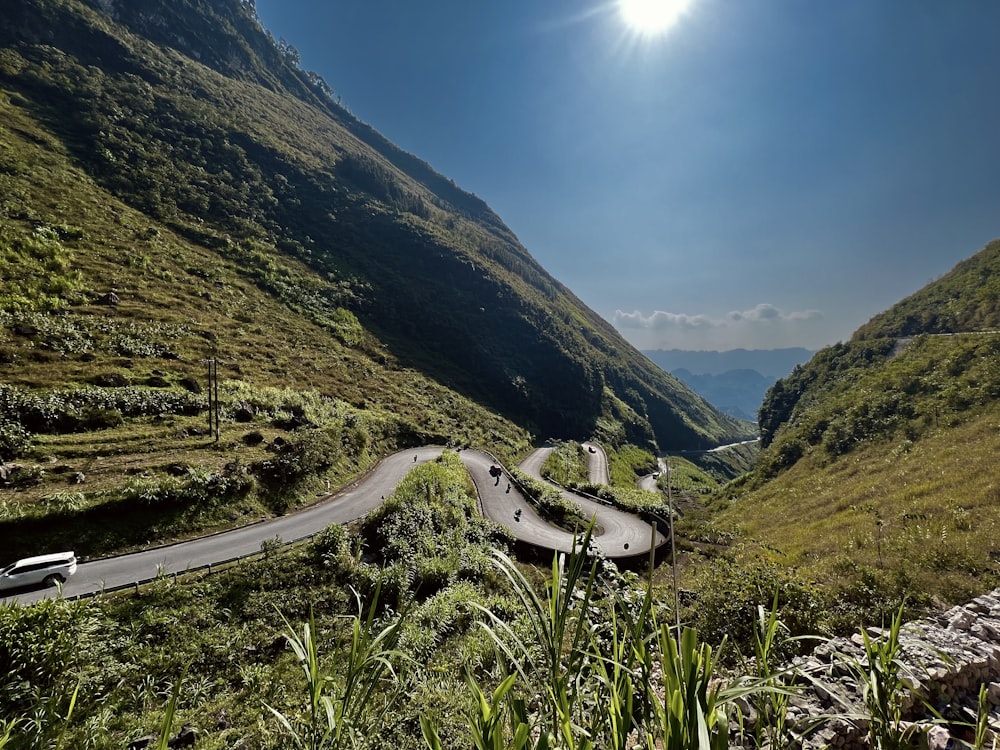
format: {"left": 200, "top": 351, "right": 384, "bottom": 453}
{"left": 520, "top": 447, "right": 664, "bottom": 556}
{"left": 582, "top": 441, "right": 609, "bottom": 485}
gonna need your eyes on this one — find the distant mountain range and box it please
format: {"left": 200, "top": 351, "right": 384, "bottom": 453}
{"left": 642, "top": 348, "right": 815, "bottom": 422}
{"left": 642, "top": 348, "right": 815, "bottom": 379}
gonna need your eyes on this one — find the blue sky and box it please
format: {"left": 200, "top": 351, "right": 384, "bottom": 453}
{"left": 253, "top": 0, "right": 1000, "bottom": 352}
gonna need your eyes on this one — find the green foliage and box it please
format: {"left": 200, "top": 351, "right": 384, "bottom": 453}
{"left": 0, "top": 311, "right": 189, "bottom": 358}
{"left": 81, "top": 407, "right": 124, "bottom": 430}
{"left": 268, "top": 589, "right": 409, "bottom": 750}
{"left": 474, "top": 531, "right": 600, "bottom": 746}
{"left": 0, "top": 502, "right": 957, "bottom": 750}
{"left": 740, "top": 597, "right": 804, "bottom": 750}
{"left": 337, "top": 153, "right": 428, "bottom": 217}
{"left": 0, "top": 311, "right": 93, "bottom": 354}
{"left": 508, "top": 468, "right": 587, "bottom": 531}
{"left": 0, "top": 599, "right": 97, "bottom": 750}
{"left": 681, "top": 442, "right": 759, "bottom": 484}
{"left": 0, "top": 225, "right": 80, "bottom": 313}
{"left": 686, "top": 554, "right": 825, "bottom": 659}
{"left": 651, "top": 627, "right": 732, "bottom": 750}
{"left": 362, "top": 453, "right": 512, "bottom": 602}
{"left": 854, "top": 239, "right": 1000, "bottom": 340}
{"left": 220, "top": 381, "right": 346, "bottom": 428}
{"left": 755, "top": 334, "right": 1000, "bottom": 482}
{"left": 422, "top": 670, "right": 545, "bottom": 750}
{"left": 0, "top": 384, "right": 203, "bottom": 434}
{"left": 539, "top": 442, "right": 587, "bottom": 486}
{"left": 574, "top": 482, "right": 666, "bottom": 515}
{"left": 154, "top": 676, "right": 183, "bottom": 750}
{"left": 659, "top": 457, "right": 719, "bottom": 496}
{"left": 758, "top": 339, "right": 896, "bottom": 450}
{"left": 423, "top": 527, "right": 784, "bottom": 750}
{"left": 0, "top": 419, "right": 32, "bottom": 461}
{"left": 605, "top": 443, "right": 657, "bottom": 486}
{"left": 119, "top": 465, "right": 253, "bottom": 508}
{"left": 835, "top": 604, "right": 932, "bottom": 750}
{"left": 756, "top": 242, "right": 1000, "bottom": 486}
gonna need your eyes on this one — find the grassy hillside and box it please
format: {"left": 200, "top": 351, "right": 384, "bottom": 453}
{"left": 0, "top": 0, "right": 750, "bottom": 451}
{"left": 0, "top": 0, "right": 753, "bottom": 556}
{"left": 712, "top": 240, "right": 1000, "bottom": 613}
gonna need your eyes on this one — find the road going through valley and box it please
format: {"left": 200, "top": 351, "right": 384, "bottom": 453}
{"left": 8, "top": 446, "right": 664, "bottom": 605}
{"left": 520, "top": 446, "right": 664, "bottom": 555}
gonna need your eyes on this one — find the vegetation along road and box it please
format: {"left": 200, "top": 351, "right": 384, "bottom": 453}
{"left": 520, "top": 446, "right": 665, "bottom": 554}
{"left": 9, "top": 447, "right": 663, "bottom": 605}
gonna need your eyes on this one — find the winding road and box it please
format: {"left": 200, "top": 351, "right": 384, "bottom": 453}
{"left": 582, "top": 441, "right": 609, "bottom": 485}
{"left": 520, "top": 446, "right": 664, "bottom": 554}
{"left": 8, "top": 446, "right": 663, "bottom": 605}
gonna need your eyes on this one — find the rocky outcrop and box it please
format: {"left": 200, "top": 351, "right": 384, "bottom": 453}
{"left": 771, "top": 591, "right": 1000, "bottom": 749}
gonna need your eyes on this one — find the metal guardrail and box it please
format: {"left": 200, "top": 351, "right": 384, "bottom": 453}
{"left": 58, "top": 530, "right": 319, "bottom": 603}
{"left": 23, "top": 447, "right": 669, "bottom": 603}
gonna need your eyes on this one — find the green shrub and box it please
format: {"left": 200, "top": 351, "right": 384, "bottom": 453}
{"left": 0, "top": 384, "right": 203, "bottom": 434}
{"left": 81, "top": 407, "right": 124, "bottom": 430}
{"left": 119, "top": 465, "right": 253, "bottom": 508}
{"left": 574, "top": 482, "right": 666, "bottom": 514}
{"left": 0, "top": 598, "right": 98, "bottom": 721}
{"left": 0, "top": 464, "right": 43, "bottom": 488}
{"left": 540, "top": 441, "right": 588, "bottom": 485}
{"left": 252, "top": 429, "right": 338, "bottom": 491}
{"left": 0, "top": 420, "right": 31, "bottom": 461}
{"left": 687, "top": 553, "right": 825, "bottom": 659}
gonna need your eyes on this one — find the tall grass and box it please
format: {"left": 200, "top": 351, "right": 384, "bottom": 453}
{"left": 421, "top": 527, "right": 786, "bottom": 750}
{"left": 268, "top": 584, "right": 408, "bottom": 750}
{"left": 473, "top": 533, "right": 598, "bottom": 748}
{"left": 846, "top": 604, "right": 927, "bottom": 750}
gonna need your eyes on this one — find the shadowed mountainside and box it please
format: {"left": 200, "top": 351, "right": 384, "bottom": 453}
{"left": 0, "top": 0, "right": 752, "bottom": 451}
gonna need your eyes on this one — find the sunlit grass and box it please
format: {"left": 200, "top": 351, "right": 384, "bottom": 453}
{"left": 721, "top": 401, "right": 1000, "bottom": 603}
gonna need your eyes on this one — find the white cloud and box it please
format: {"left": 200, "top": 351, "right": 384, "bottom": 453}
{"left": 725, "top": 303, "right": 821, "bottom": 323}
{"left": 613, "top": 304, "right": 823, "bottom": 349}
{"left": 613, "top": 309, "right": 715, "bottom": 331}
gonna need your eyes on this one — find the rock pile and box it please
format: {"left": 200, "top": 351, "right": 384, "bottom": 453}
{"left": 765, "top": 590, "right": 1000, "bottom": 749}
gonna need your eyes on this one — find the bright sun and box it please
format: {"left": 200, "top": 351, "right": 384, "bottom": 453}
{"left": 618, "top": 0, "right": 691, "bottom": 35}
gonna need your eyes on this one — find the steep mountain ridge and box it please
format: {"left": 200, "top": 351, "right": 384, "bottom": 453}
{"left": 719, "top": 239, "right": 1000, "bottom": 605}
{"left": 757, "top": 239, "right": 1000, "bottom": 458}
{"left": 0, "top": 0, "right": 751, "bottom": 449}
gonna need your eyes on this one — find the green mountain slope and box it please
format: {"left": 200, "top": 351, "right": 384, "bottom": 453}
{"left": 0, "top": 0, "right": 750, "bottom": 451}
{"left": 718, "top": 239, "right": 1000, "bottom": 605}
{"left": 0, "top": 0, "right": 753, "bottom": 559}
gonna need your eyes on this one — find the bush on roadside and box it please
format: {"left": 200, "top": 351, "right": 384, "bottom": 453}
{"left": 119, "top": 465, "right": 253, "bottom": 508}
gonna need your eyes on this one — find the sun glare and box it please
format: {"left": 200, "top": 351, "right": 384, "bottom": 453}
{"left": 618, "top": 0, "right": 691, "bottom": 36}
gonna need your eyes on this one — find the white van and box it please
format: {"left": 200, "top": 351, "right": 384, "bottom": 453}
{"left": 0, "top": 551, "right": 78, "bottom": 591}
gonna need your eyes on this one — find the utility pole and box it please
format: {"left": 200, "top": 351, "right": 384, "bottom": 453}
{"left": 205, "top": 358, "right": 220, "bottom": 442}
{"left": 213, "top": 359, "right": 220, "bottom": 441}
{"left": 666, "top": 457, "right": 681, "bottom": 638}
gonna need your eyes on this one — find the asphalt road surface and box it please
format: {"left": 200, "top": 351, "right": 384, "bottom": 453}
{"left": 519, "top": 447, "right": 664, "bottom": 556}
{"left": 7, "top": 447, "right": 664, "bottom": 605}
{"left": 582, "top": 441, "right": 609, "bottom": 485}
